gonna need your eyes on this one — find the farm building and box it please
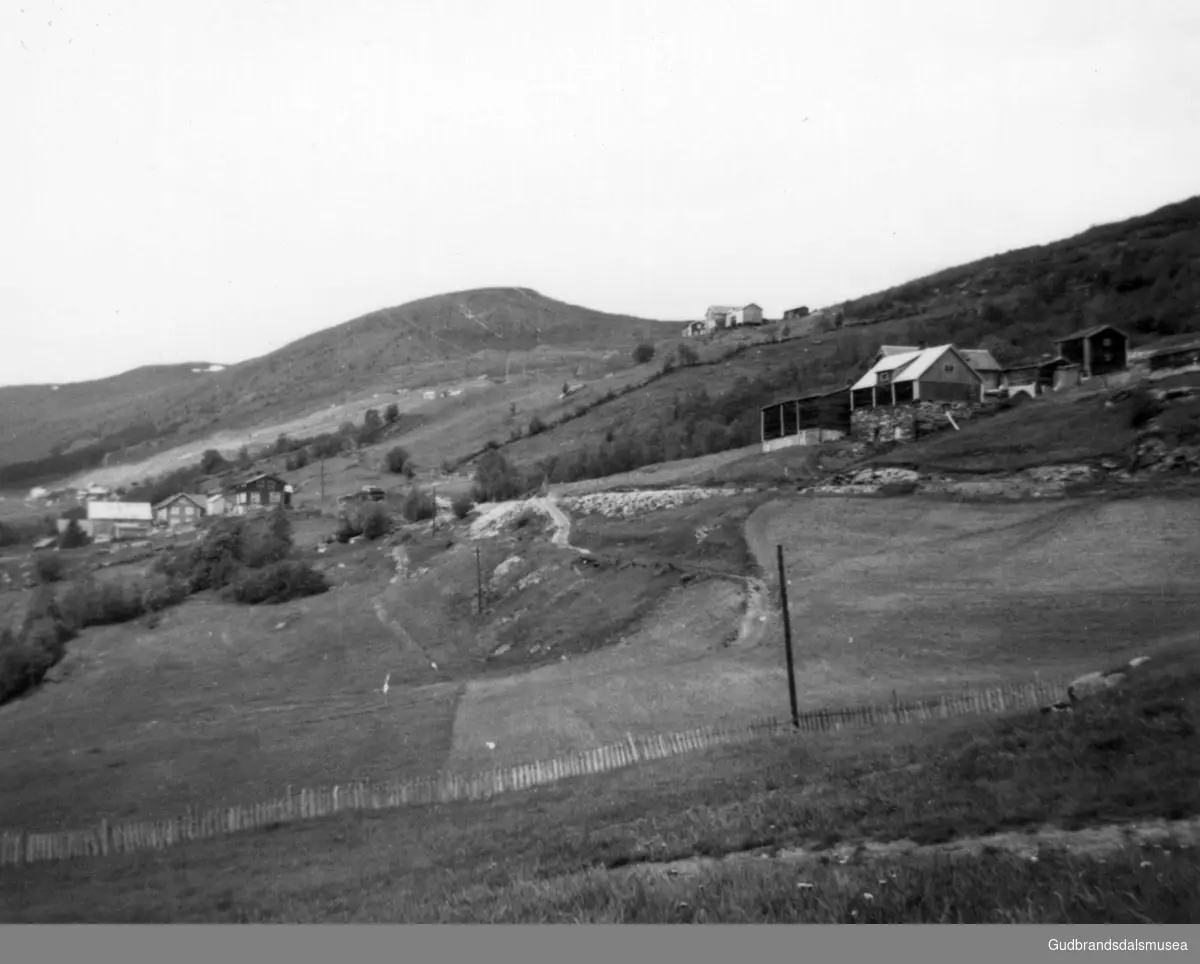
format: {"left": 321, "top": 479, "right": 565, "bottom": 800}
{"left": 958, "top": 349, "right": 1004, "bottom": 391}
{"left": 703, "top": 303, "right": 762, "bottom": 330}
{"left": 727, "top": 304, "right": 764, "bottom": 327}
{"left": 849, "top": 344, "right": 986, "bottom": 443}
{"left": 682, "top": 321, "right": 707, "bottom": 338}
{"left": 1051, "top": 325, "right": 1129, "bottom": 380}
{"left": 851, "top": 345, "right": 985, "bottom": 409}
{"left": 1131, "top": 334, "right": 1200, "bottom": 374}
{"left": 783, "top": 306, "right": 810, "bottom": 321}
{"left": 703, "top": 305, "right": 739, "bottom": 330}
{"left": 211, "top": 472, "right": 294, "bottom": 516}
{"left": 152, "top": 492, "right": 208, "bottom": 528}
{"left": 1000, "top": 356, "right": 1071, "bottom": 398}
{"left": 760, "top": 388, "right": 851, "bottom": 452}
{"left": 83, "top": 501, "right": 154, "bottom": 541}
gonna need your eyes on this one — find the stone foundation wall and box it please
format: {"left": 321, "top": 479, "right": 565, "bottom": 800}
{"left": 851, "top": 400, "right": 984, "bottom": 443}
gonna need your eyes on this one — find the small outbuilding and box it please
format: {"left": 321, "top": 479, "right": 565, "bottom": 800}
{"left": 1051, "top": 325, "right": 1129, "bottom": 379}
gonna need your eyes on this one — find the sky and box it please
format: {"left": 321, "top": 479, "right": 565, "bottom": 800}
{"left": 3, "top": 0, "right": 1199, "bottom": 388}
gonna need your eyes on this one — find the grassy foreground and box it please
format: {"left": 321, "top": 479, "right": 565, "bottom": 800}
{"left": 2, "top": 642, "right": 1197, "bottom": 922}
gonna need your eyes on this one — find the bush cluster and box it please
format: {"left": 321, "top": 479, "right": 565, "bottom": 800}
{"left": 230, "top": 560, "right": 330, "bottom": 605}
{"left": 337, "top": 502, "right": 393, "bottom": 542}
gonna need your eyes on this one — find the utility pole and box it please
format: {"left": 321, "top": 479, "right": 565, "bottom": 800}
{"left": 776, "top": 545, "right": 800, "bottom": 730}
{"left": 476, "top": 545, "right": 483, "bottom": 614}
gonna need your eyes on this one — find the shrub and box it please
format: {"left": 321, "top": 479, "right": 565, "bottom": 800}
{"left": 141, "top": 574, "right": 192, "bottom": 613}
{"left": 384, "top": 403, "right": 399, "bottom": 424}
{"left": 239, "top": 507, "right": 293, "bottom": 568}
{"left": 34, "top": 553, "right": 65, "bottom": 584}
{"left": 632, "top": 342, "right": 656, "bottom": 364}
{"left": 473, "top": 449, "right": 525, "bottom": 503}
{"left": 403, "top": 485, "right": 437, "bottom": 523}
{"left": 451, "top": 493, "right": 474, "bottom": 520}
{"left": 0, "top": 623, "right": 68, "bottom": 705}
{"left": 677, "top": 343, "right": 699, "bottom": 367}
{"left": 58, "top": 518, "right": 90, "bottom": 550}
{"left": 362, "top": 504, "right": 393, "bottom": 539}
{"left": 528, "top": 415, "right": 547, "bottom": 436}
{"left": 229, "top": 561, "right": 329, "bottom": 605}
{"left": 54, "top": 577, "right": 147, "bottom": 629}
{"left": 335, "top": 515, "right": 364, "bottom": 543}
{"left": 185, "top": 517, "right": 246, "bottom": 592}
{"left": 385, "top": 446, "right": 411, "bottom": 474}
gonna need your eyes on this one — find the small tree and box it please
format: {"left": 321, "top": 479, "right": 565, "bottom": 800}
{"left": 58, "top": 519, "right": 90, "bottom": 550}
{"left": 35, "top": 554, "right": 65, "bottom": 584}
{"left": 236, "top": 445, "right": 252, "bottom": 469}
{"left": 451, "top": 493, "right": 473, "bottom": 520}
{"left": 362, "top": 408, "right": 384, "bottom": 442}
{"left": 562, "top": 382, "right": 570, "bottom": 396}
{"left": 473, "top": 449, "right": 524, "bottom": 503}
{"left": 402, "top": 485, "right": 437, "bottom": 522}
{"left": 632, "top": 342, "right": 656, "bottom": 364}
{"left": 384, "top": 403, "right": 399, "bottom": 424}
{"left": 201, "top": 449, "right": 228, "bottom": 475}
{"left": 386, "top": 446, "right": 411, "bottom": 474}
{"left": 361, "top": 504, "right": 393, "bottom": 539}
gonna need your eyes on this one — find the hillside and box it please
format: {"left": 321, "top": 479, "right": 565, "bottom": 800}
{"left": 0, "top": 288, "right": 680, "bottom": 488}
{"left": 490, "top": 196, "right": 1200, "bottom": 485}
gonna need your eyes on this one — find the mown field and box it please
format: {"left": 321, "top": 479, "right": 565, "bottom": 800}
{"left": 3, "top": 641, "right": 1196, "bottom": 922}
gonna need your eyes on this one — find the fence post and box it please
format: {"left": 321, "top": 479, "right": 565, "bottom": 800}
{"left": 627, "top": 732, "right": 640, "bottom": 763}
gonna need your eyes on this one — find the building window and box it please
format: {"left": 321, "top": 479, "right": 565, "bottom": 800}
{"left": 1102, "top": 338, "right": 1111, "bottom": 347}
{"left": 943, "top": 363, "right": 954, "bottom": 373}
{"left": 878, "top": 371, "right": 891, "bottom": 384}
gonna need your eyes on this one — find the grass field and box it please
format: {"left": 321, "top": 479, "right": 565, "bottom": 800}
{"left": 5, "top": 488, "right": 1198, "bottom": 839}
{"left": 0, "top": 542, "right": 463, "bottom": 831}
{"left": 3, "top": 641, "right": 1196, "bottom": 922}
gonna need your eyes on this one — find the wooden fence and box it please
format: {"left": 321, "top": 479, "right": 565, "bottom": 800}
{"left": 0, "top": 677, "right": 1068, "bottom": 869}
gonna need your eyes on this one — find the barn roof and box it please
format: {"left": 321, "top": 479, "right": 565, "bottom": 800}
{"left": 760, "top": 387, "right": 847, "bottom": 411}
{"left": 152, "top": 492, "right": 207, "bottom": 512}
{"left": 959, "top": 349, "right": 1003, "bottom": 372}
{"left": 1053, "top": 324, "right": 1129, "bottom": 344}
{"left": 850, "top": 344, "right": 983, "bottom": 391}
{"left": 227, "top": 472, "right": 289, "bottom": 489}
{"left": 86, "top": 501, "right": 153, "bottom": 522}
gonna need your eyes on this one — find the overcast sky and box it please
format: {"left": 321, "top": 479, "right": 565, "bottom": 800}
{"left": 3, "top": 0, "right": 1198, "bottom": 387}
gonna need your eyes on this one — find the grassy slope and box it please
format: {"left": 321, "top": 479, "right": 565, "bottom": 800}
{"left": 5, "top": 490, "right": 1198, "bottom": 833}
{"left": 868, "top": 376, "right": 1200, "bottom": 475}
{"left": 488, "top": 196, "right": 1200, "bottom": 481}
{"left": 3, "top": 642, "right": 1196, "bottom": 922}
{"left": 0, "top": 287, "right": 681, "bottom": 477}
{"left": 5, "top": 194, "right": 1199, "bottom": 501}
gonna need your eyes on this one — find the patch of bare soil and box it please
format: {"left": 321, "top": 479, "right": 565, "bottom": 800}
{"left": 621, "top": 817, "right": 1200, "bottom": 881}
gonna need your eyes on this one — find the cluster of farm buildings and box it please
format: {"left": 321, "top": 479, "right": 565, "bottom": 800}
{"left": 53, "top": 472, "right": 294, "bottom": 545}
{"left": 760, "top": 325, "right": 1200, "bottom": 452}
{"left": 30, "top": 320, "right": 1200, "bottom": 547}
{"left": 681, "top": 303, "right": 814, "bottom": 337}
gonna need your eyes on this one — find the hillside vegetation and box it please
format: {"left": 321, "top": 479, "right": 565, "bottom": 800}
{"left": 0, "top": 288, "right": 680, "bottom": 486}
{"left": 491, "top": 196, "right": 1200, "bottom": 486}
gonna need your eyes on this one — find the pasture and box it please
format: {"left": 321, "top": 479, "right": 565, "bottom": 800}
{"left": 2, "top": 489, "right": 1198, "bottom": 850}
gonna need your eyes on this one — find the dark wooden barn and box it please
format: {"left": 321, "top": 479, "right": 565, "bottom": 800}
{"left": 760, "top": 388, "right": 851, "bottom": 450}
{"left": 1051, "top": 325, "right": 1129, "bottom": 379}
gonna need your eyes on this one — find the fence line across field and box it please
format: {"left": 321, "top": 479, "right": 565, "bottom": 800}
{"left": 0, "top": 677, "right": 1069, "bottom": 869}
